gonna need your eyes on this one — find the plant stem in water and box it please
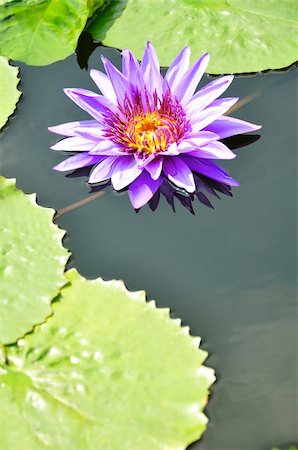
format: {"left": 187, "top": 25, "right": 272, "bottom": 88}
{"left": 55, "top": 191, "right": 105, "bottom": 220}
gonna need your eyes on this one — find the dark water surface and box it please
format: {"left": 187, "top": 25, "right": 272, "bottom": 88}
{"left": 0, "top": 47, "right": 297, "bottom": 450}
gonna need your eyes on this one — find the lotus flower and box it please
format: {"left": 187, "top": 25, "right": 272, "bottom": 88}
{"left": 49, "top": 42, "right": 261, "bottom": 209}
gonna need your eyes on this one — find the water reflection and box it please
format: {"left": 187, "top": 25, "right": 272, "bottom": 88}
{"left": 61, "top": 133, "right": 260, "bottom": 215}
{"left": 76, "top": 32, "right": 101, "bottom": 70}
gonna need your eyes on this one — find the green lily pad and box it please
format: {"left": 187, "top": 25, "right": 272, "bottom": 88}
{"left": 87, "top": 0, "right": 128, "bottom": 42}
{"left": 0, "top": 57, "right": 21, "bottom": 130}
{"left": 0, "top": 269, "right": 215, "bottom": 449}
{"left": 0, "top": 178, "right": 69, "bottom": 344}
{"left": 89, "top": 0, "right": 298, "bottom": 74}
{"left": 0, "top": 0, "right": 91, "bottom": 65}
{"left": 87, "top": 0, "right": 106, "bottom": 17}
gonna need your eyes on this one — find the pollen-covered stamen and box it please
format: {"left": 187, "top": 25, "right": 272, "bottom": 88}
{"left": 126, "top": 112, "right": 169, "bottom": 154}
{"left": 104, "top": 91, "right": 189, "bottom": 156}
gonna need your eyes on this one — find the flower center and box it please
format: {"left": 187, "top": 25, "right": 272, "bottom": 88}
{"left": 104, "top": 92, "right": 189, "bottom": 157}
{"left": 127, "top": 112, "right": 170, "bottom": 154}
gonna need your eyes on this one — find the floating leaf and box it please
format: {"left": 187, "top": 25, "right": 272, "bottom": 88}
{"left": 87, "top": 0, "right": 128, "bottom": 43}
{"left": 0, "top": 269, "right": 215, "bottom": 449}
{"left": 0, "top": 0, "right": 92, "bottom": 65}
{"left": 0, "top": 178, "right": 69, "bottom": 344}
{"left": 87, "top": 0, "right": 106, "bottom": 17}
{"left": 0, "top": 57, "right": 21, "bottom": 130}
{"left": 89, "top": 0, "right": 298, "bottom": 73}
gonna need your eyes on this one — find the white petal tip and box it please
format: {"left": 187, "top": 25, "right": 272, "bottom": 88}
{"left": 131, "top": 200, "right": 144, "bottom": 209}
{"left": 222, "top": 74, "right": 234, "bottom": 83}
{"left": 63, "top": 88, "right": 75, "bottom": 98}
{"left": 50, "top": 143, "right": 61, "bottom": 150}
{"left": 187, "top": 186, "right": 196, "bottom": 193}
{"left": 53, "top": 163, "right": 66, "bottom": 171}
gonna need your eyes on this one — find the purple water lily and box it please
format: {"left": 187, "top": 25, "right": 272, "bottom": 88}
{"left": 49, "top": 42, "right": 261, "bottom": 209}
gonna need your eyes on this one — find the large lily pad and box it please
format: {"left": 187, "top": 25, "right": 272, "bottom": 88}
{"left": 87, "top": 0, "right": 128, "bottom": 43}
{"left": 89, "top": 0, "right": 298, "bottom": 73}
{"left": 0, "top": 0, "right": 91, "bottom": 65}
{"left": 0, "top": 269, "right": 215, "bottom": 449}
{"left": 88, "top": 0, "right": 106, "bottom": 17}
{"left": 0, "top": 57, "right": 21, "bottom": 130}
{"left": 0, "top": 178, "right": 69, "bottom": 344}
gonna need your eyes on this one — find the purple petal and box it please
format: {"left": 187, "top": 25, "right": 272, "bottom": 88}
{"left": 48, "top": 120, "right": 98, "bottom": 137}
{"left": 53, "top": 153, "right": 103, "bottom": 171}
{"left": 204, "top": 115, "right": 262, "bottom": 138}
{"left": 122, "top": 49, "right": 144, "bottom": 90}
{"left": 190, "top": 97, "right": 239, "bottom": 131}
{"left": 185, "top": 75, "right": 234, "bottom": 116}
{"left": 182, "top": 155, "right": 240, "bottom": 186}
{"left": 89, "top": 69, "right": 117, "bottom": 104}
{"left": 179, "top": 131, "right": 219, "bottom": 152}
{"left": 161, "top": 142, "right": 179, "bottom": 156}
{"left": 64, "top": 88, "right": 117, "bottom": 121}
{"left": 101, "top": 56, "right": 131, "bottom": 105}
{"left": 133, "top": 153, "right": 154, "bottom": 168}
{"left": 51, "top": 136, "right": 96, "bottom": 151}
{"left": 89, "top": 140, "right": 125, "bottom": 156}
{"left": 128, "top": 170, "right": 163, "bottom": 209}
{"left": 88, "top": 156, "right": 119, "bottom": 183}
{"left": 111, "top": 156, "right": 143, "bottom": 190}
{"left": 163, "top": 157, "right": 195, "bottom": 193}
{"left": 174, "top": 53, "right": 210, "bottom": 105}
{"left": 187, "top": 141, "right": 236, "bottom": 159}
{"left": 145, "top": 156, "right": 163, "bottom": 180}
{"left": 141, "top": 42, "right": 162, "bottom": 98}
{"left": 74, "top": 125, "right": 106, "bottom": 141}
{"left": 208, "top": 97, "right": 239, "bottom": 110}
{"left": 164, "top": 47, "right": 190, "bottom": 93}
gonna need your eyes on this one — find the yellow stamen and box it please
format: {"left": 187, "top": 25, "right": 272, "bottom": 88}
{"left": 126, "top": 112, "right": 170, "bottom": 154}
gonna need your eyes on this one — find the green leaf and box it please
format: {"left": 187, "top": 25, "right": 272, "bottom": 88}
{"left": 0, "top": 0, "right": 91, "bottom": 65}
{"left": 0, "top": 57, "right": 21, "bottom": 130}
{"left": 87, "top": 0, "right": 106, "bottom": 17}
{"left": 87, "top": 0, "right": 128, "bottom": 43}
{"left": 0, "top": 269, "right": 215, "bottom": 449}
{"left": 0, "top": 178, "right": 69, "bottom": 344}
{"left": 89, "top": 0, "right": 298, "bottom": 74}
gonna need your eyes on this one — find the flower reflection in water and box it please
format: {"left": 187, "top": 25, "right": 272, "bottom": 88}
{"left": 62, "top": 134, "right": 260, "bottom": 215}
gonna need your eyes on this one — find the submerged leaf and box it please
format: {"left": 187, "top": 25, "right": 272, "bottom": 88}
{"left": 0, "top": 57, "right": 21, "bottom": 130}
{"left": 0, "top": 0, "right": 91, "bottom": 65}
{"left": 89, "top": 0, "right": 298, "bottom": 73}
{"left": 0, "top": 178, "right": 69, "bottom": 344}
{"left": 0, "top": 269, "right": 215, "bottom": 449}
